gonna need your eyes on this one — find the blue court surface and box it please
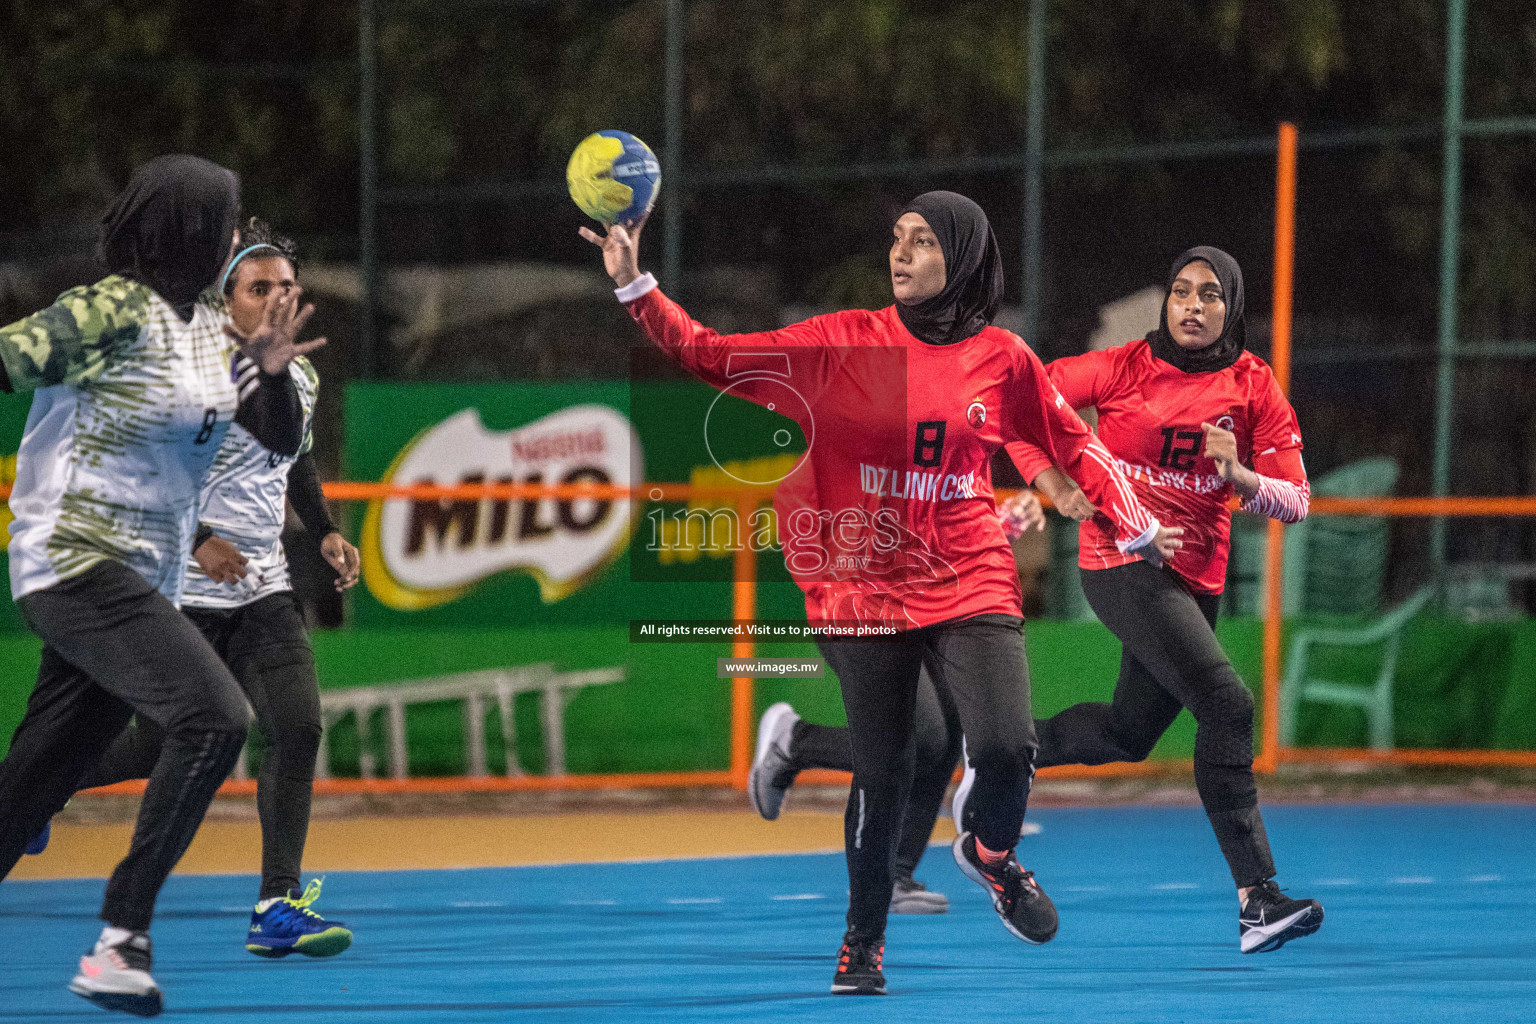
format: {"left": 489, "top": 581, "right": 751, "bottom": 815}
{"left": 3, "top": 804, "right": 1533, "bottom": 1023}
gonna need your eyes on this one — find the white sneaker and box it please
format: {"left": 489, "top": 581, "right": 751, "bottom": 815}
{"left": 951, "top": 739, "right": 975, "bottom": 832}
{"left": 891, "top": 875, "right": 949, "bottom": 914}
{"left": 748, "top": 702, "right": 800, "bottom": 820}
{"left": 69, "top": 931, "right": 163, "bottom": 1017}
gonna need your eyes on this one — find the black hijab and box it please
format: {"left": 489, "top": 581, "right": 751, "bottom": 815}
{"left": 1147, "top": 245, "right": 1246, "bottom": 374}
{"left": 98, "top": 155, "right": 241, "bottom": 322}
{"left": 894, "top": 191, "right": 1005, "bottom": 346}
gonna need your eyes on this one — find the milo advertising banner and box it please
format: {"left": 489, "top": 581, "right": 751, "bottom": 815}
{"left": 344, "top": 380, "right": 808, "bottom": 628}
{"left": 361, "top": 402, "right": 641, "bottom": 610}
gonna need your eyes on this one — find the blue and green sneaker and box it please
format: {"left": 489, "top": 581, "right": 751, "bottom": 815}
{"left": 246, "top": 879, "right": 353, "bottom": 959}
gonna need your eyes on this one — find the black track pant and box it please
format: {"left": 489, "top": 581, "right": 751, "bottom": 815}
{"left": 83, "top": 592, "right": 320, "bottom": 901}
{"left": 0, "top": 561, "right": 249, "bottom": 931}
{"left": 789, "top": 666, "right": 961, "bottom": 881}
{"left": 819, "top": 614, "right": 1035, "bottom": 938}
{"left": 1035, "top": 560, "right": 1275, "bottom": 887}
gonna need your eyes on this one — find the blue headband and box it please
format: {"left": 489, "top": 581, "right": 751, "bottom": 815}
{"left": 220, "top": 243, "right": 284, "bottom": 294}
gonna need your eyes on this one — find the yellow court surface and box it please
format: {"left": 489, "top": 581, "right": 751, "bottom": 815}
{"left": 10, "top": 809, "right": 959, "bottom": 880}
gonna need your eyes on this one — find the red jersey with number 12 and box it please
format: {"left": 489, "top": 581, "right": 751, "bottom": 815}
{"left": 1012, "top": 338, "right": 1305, "bottom": 594}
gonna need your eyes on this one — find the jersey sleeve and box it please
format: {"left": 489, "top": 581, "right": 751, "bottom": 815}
{"left": 294, "top": 356, "right": 320, "bottom": 457}
{"left": 1043, "top": 348, "right": 1117, "bottom": 410}
{"left": 1244, "top": 449, "right": 1310, "bottom": 522}
{"left": 234, "top": 364, "right": 305, "bottom": 456}
{"left": 1004, "top": 344, "right": 1159, "bottom": 550}
{"left": 1003, "top": 441, "right": 1054, "bottom": 485}
{"left": 1240, "top": 371, "right": 1309, "bottom": 523}
{"left": 0, "top": 277, "right": 150, "bottom": 393}
{"left": 281, "top": 350, "right": 333, "bottom": 542}
{"left": 620, "top": 273, "right": 834, "bottom": 412}
{"left": 1247, "top": 369, "right": 1304, "bottom": 461}
{"left": 286, "top": 450, "right": 337, "bottom": 540}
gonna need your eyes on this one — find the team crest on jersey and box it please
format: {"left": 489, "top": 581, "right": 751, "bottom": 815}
{"left": 966, "top": 399, "right": 987, "bottom": 429}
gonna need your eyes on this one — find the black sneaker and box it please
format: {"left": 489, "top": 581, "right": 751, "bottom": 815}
{"left": 952, "top": 831, "right": 1058, "bottom": 943}
{"left": 890, "top": 873, "right": 948, "bottom": 914}
{"left": 830, "top": 929, "right": 885, "bottom": 995}
{"left": 1240, "top": 879, "right": 1323, "bottom": 953}
{"left": 69, "top": 931, "right": 163, "bottom": 1017}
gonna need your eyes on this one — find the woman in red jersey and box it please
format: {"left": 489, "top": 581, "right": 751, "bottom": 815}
{"left": 1005, "top": 246, "right": 1324, "bottom": 954}
{"left": 582, "top": 192, "right": 1180, "bottom": 994}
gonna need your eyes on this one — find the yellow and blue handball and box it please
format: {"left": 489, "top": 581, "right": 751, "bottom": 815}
{"left": 566, "top": 130, "right": 661, "bottom": 227}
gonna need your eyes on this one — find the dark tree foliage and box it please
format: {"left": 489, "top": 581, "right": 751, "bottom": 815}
{"left": 4, "top": 1, "right": 1531, "bottom": 336}
{"left": 4, "top": 1, "right": 1535, "bottom": 574}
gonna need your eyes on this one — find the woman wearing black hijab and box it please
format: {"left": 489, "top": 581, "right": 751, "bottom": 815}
{"left": 1004, "top": 246, "right": 1323, "bottom": 954}
{"left": 0, "top": 154, "right": 321, "bottom": 1016}
{"left": 584, "top": 192, "right": 1180, "bottom": 994}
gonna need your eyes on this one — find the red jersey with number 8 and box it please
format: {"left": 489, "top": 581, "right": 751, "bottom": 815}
{"left": 1011, "top": 338, "right": 1306, "bottom": 595}
{"left": 621, "top": 277, "right": 1160, "bottom": 628}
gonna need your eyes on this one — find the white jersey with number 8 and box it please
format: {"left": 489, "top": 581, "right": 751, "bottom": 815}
{"left": 182, "top": 356, "right": 319, "bottom": 610}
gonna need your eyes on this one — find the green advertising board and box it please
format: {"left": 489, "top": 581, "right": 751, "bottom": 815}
{"left": 343, "top": 378, "right": 808, "bottom": 629}
{"left": 0, "top": 374, "right": 814, "bottom": 632}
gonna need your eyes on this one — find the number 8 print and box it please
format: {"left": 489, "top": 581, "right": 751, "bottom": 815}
{"left": 193, "top": 407, "right": 218, "bottom": 445}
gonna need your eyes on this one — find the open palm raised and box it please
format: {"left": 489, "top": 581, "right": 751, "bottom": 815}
{"left": 224, "top": 286, "right": 327, "bottom": 375}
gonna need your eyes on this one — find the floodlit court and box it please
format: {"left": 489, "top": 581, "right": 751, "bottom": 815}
{"left": 8, "top": 4, "right": 1536, "bottom": 1023}
{"left": 4, "top": 803, "right": 1533, "bottom": 1022}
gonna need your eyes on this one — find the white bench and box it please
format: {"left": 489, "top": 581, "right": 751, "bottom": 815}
{"left": 232, "top": 663, "right": 624, "bottom": 781}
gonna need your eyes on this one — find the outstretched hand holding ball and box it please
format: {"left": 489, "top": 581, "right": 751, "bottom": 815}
{"left": 579, "top": 215, "right": 646, "bottom": 290}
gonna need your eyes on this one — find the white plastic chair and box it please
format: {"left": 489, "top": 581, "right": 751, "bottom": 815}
{"left": 1278, "top": 585, "right": 1435, "bottom": 751}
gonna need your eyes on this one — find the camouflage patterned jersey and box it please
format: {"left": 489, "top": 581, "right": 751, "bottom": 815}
{"left": 1, "top": 275, "right": 240, "bottom": 603}
{"left": 181, "top": 356, "right": 318, "bottom": 609}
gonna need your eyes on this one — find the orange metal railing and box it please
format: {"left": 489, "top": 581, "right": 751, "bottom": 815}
{"left": 45, "top": 473, "right": 1536, "bottom": 801}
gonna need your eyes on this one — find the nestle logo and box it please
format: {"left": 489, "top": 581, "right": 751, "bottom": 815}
{"left": 512, "top": 429, "right": 606, "bottom": 463}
